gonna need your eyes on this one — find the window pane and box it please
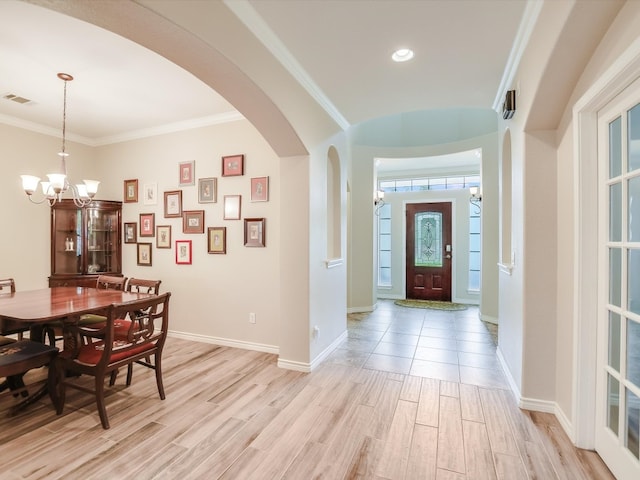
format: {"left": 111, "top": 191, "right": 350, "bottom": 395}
{"left": 608, "top": 374, "right": 620, "bottom": 436}
{"left": 629, "top": 249, "right": 640, "bottom": 314}
{"left": 465, "top": 175, "right": 480, "bottom": 187}
{"left": 628, "top": 176, "right": 640, "bottom": 242}
{"left": 627, "top": 318, "right": 640, "bottom": 387}
{"left": 379, "top": 267, "right": 391, "bottom": 286}
{"left": 447, "top": 177, "right": 464, "bottom": 190}
{"left": 470, "top": 233, "right": 481, "bottom": 251}
{"left": 609, "top": 311, "right": 621, "bottom": 372}
{"left": 379, "top": 203, "right": 391, "bottom": 218}
{"left": 628, "top": 103, "right": 640, "bottom": 172}
{"left": 611, "top": 182, "right": 622, "bottom": 242}
{"left": 469, "top": 251, "right": 481, "bottom": 270}
{"left": 379, "top": 234, "right": 391, "bottom": 250}
{"left": 611, "top": 248, "right": 622, "bottom": 307}
{"left": 379, "top": 180, "right": 395, "bottom": 191}
{"left": 611, "top": 116, "right": 622, "bottom": 178}
{"left": 379, "top": 250, "right": 391, "bottom": 268}
{"left": 468, "top": 270, "right": 480, "bottom": 290}
{"left": 379, "top": 219, "right": 391, "bottom": 234}
{"left": 415, "top": 212, "right": 442, "bottom": 267}
{"left": 625, "top": 388, "right": 640, "bottom": 459}
{"left": 469, "top": 216, "right": 481, "bottom": 233}
{"left": 412, "top": 179, "right": 429, "bottom": 190}
{"left": 395, "top": 180, "right": 411, "bottom": 192}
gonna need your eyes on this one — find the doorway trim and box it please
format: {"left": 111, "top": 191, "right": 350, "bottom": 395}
{"left": 402, "top": 198, "right": 457, "bottom": 301}
{"left": 573, "top": 37, "right": 640, "bottom": 449}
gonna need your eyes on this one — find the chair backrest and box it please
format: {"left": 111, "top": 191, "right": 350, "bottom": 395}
{"left": 0, "top": 278, "right": 16, "bottom": 295}
{"left": 73, "top": 292, "right": 171, "bottom": 365}
{"left": 96, "top": 275, "right": 127, "bottom": 291}
{"left": 126, "top": 278, "right": 161, "bottom": 295}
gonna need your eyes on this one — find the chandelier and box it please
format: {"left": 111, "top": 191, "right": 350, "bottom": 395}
{"left": 20, "top": 73, "right": 99, "bottom": 207}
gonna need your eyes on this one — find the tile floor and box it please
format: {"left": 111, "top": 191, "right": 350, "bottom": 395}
{"left": 330, "top": 299, "right": 509, "bottom": 390}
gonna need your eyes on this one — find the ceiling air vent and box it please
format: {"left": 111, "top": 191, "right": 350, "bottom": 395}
{"left": 3, "top": 93, "right": 32, "bottom": 104}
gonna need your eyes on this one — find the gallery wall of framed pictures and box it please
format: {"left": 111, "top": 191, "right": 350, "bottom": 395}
{"left": 121, "top": 153, "right": 269, "bottom": 267}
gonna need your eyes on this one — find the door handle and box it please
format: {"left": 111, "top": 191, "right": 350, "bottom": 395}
{"left": 445, "top": 254, "right": 451, "bottom": 259}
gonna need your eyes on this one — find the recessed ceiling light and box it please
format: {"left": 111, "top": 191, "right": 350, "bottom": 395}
{"left": 392, "top": 48, "right": 414, "bottom": 62}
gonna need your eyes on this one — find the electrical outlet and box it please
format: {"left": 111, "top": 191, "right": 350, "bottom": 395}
{"left": 249, "top": 312, "right": 256, "bottom": 324}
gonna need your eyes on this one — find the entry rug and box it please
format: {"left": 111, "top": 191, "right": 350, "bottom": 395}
{"left": 394, "top": 299, "right": 468, "bottom": 311}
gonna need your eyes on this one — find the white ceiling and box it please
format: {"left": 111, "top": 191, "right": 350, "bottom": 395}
{"left": 0, "top": 0, "right": 528, "bottom": 148}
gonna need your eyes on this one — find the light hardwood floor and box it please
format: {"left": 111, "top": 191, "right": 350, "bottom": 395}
{"left": 0, "top": 302, "right": 615, "bottom": 479}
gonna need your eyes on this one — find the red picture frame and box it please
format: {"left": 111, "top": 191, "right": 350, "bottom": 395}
{"left": 222, "top": 154, "right": 244, "bottom": 177}
{"left": 179, "top": 161, "right": 195, "bottom": 186}
{"left": 175, "top": 240, "right": 192, "bottom": 265}
{"left": 139, "top": 213, "right": 155, "bottom": 237}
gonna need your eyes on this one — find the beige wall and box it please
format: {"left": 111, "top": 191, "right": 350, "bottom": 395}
{"left": 2, "top": 116, "right": 349, "bottom": 370}
{"left": 349, "top": 133, "right": 499, "bottom": 323}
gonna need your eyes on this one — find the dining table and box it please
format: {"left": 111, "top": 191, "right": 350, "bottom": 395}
{"left": 0, "top": 286, "right": 153, "bottom": 413}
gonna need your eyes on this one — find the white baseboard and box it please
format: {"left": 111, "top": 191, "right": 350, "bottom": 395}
{"left": 347, "top": 304, "right": 376, "bottom": 314}
{"left": 167, "top": 330, "right": 279, "bottom": 355}
{"left": 277, "top": 358, "right": 312, "bottom": 372}
{"left": 481, "top": 314, "right": 498, "bottom": 325}
{"left": 497, "top": 346, "right": 576, "bottom": 444}
{"left": 496, "top": 346, "right": 522, "bottom": 402}
{"left": 377, "top": 293, "right": 403, "bottom": 300}
{"left": 278, "top": 329, "right": 348, "bottom": 372}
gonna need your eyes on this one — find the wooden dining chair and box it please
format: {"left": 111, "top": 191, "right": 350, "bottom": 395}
{"left": 0, "top": 340, "right": 58, "bottom": 415}
{"left": 0, "top": 278, "right": 30, "bottom": 341}
{"left": 108, "top": 278, "right": 162, "bottom": 385}
{"left": 53, "top": 292, "right": 171, "bottom": 429}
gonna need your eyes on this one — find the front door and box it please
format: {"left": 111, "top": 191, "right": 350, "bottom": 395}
{"left": 596, "top": 77, "right": 640, "bottom": 478}
{"left": 406, "top": 202, "right": 452, "bottom": 301}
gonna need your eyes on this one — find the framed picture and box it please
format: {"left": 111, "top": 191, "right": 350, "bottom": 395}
{"left": 207, "top": 227, "right": 227, "bottom": 254}
{"left": 156, "top": 225, "right": 171, "bottom": 248}
{"left": 137, "top": 242, "right": 152, "bottom": 266}
{"left": 244, "top": 218, "right": 266, "bottom": 247}
{"left": 183, "top": 210, "right": 205, "bottom": 234}
{"left": 139, "top": 213, "right": 155, "bottom": 237}
{"left": 179, "top": 160, "right": 195, "bottom": 186}
{"left": 124, "top": 222, "right": 137, "bottom": 244}
{"left": 143, "top": 182, "right": 158, "bottom": 205}
{"left": 164, "top": 190, "right": 183, "bottom": 218}
{"left": 250, "top": 176, "right": 269, "bottom": 202}
{"left": 222, "top": 154, "right": 244, "bottom": 177}
{"left": 198, "top": 177, "right": 217, "bottom": 203}
{"left": 124, "top": 179, "right": 138, "bottom": 203}
{"left": 176, "top": 240, "right": 192, "bottom": 265}
{"left": 223, "top": 195, "right": 241, "bottom": 220}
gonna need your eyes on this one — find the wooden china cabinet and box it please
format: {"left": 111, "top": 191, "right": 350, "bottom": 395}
{"left": 49, "top": 199, "right": 123, "bottom": 287}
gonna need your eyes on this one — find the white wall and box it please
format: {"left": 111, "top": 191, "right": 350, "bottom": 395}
{"left": 375, "top": 187, "right": 479, "bottom": 305}
{"left": 349, "top": 133, "right": 499, "bottom": 321}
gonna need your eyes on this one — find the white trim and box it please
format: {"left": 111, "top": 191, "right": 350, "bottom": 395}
{"left": 377, "top": 293, "right": 403, "bottom": 300}
{"left": 497, "top": 346, "right": 522, "bottom": 401}
{"left": 492, "top": 0, "right": 543, "bottom": 112}
{"left": 0, "top": 111, "right": 245, "bottom": 147}
{"left": 572, "top": 35, "right": 640, "bottom": 450}
{"left": 277, "top": 358, "right": 311, "bottom": 372}
{"left": 325, "top": 258, "right": 344, "bottom": 269}
{"left": 519, "top": 397, "right": 556, "bottom": 414}
{"left": 308, "top": 330, "right": 348, "bottom": 371}
{"left": 498, "top": 262, "right": 514, "bottom": 275}
{"left": 347, "top": 304, "right": 377, "bottom": 314}
{"left": 481, "top": 314, "right": 498, "bottom": 325}
{"left": 167, "top": 329, "right": 278, "bottom": 354}
{"left": 224, "top": 0, "right": 349, "bottom": 131}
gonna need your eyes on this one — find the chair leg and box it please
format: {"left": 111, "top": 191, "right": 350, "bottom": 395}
{"left": 55, "top": 361, "right": 66, "bottom": 415}
{"left": 95, "top": 376, "right": 110, "bottom": 429}
{"left": 109, "top": 370, "right": 118, "bottom": 386}
{"left": 154, "top": 354, "right": 165, "bottom": 400}
{"left": 126, "top": 364, "right": 133, "bottom": 386}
